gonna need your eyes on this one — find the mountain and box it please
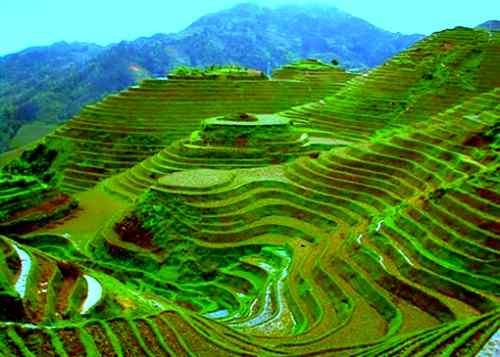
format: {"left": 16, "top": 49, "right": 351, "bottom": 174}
{"left": 0, "top": 42, "right": 105, "bottom": 151}
{"left": 0, "top": 26, "right": 498, "bottom": 356}
{"left": 38, "top": 25, "right": 498, "bottom": 194}
{"left": 179, "top": 4, "right": 423, "bottom": 69}
{"left": 477, "top": 20, "right": 500, "bottom": 31}
{"left": 0, "top": 3, "right": 424, "bottom": 152}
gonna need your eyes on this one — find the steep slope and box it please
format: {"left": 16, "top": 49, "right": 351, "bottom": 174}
{"left": 0, "top": 235, "right": 125, "bottom": 323}
{"left": 477, "top": 20, "right": 500, "bottom": 31}
{"left": 281, "top": 27, "right": 500, "bottom": 143}
{"left": 0, "top": 25, "right": 497, "bottom": 355}
{"left": 104, "top": 112, "right": 339, "bottom": 200}
{"left": 0, "top": 42, "right": 104, "bottom": 151}
{"left": 32, "top": 87, "right": 497, "bottom": 356}
{"left": 0, "top": 174, "right": 76, "bottom": 234}
{"left": 43, "top": 66, "right": 355, "bottom": 193}
{"left": 0, "top": 144, "right": 78, "bottom": 233}
{"left": 0, "top": 3, "right": 423, "bottom": 152}
{"left": 102, "top": 27, "right": 500, "bottom": 201}
{"left": 181, "top": 3, "right": 423, "bottom": 69}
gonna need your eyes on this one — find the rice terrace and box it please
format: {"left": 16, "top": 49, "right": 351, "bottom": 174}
{"left": 0, "top": 2, "right": 499, "bottom": 356}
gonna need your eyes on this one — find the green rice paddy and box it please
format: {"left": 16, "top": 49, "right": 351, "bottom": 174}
{"left": 0, "top": 27, "right": 498, "bottom": 356}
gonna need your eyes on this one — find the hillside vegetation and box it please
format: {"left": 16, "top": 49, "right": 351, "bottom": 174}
{"left": 42, "top": 60, "right": 355, "bottom": 193}
{"left": 0, "top": 3, "right": 423, "bottom": 152}
{"left": 0, "top": 26, "right": 498, "bottom": 356}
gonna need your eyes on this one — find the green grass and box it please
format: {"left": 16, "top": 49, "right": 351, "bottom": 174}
{"left": 280, "top": 59, "right": 340, "bottom": 71}
{"left": 9, "top": 123, "right": 56, "bottom": 150}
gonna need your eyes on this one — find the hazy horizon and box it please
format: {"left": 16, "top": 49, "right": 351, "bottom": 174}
{"left": 1, "top": 0, "right": 498, "bottom": 56}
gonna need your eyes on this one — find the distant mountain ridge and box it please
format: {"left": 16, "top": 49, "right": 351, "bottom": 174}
{"left": 0, "top": 3, "right": 424, "bottom": 152}
{"left": 477, "top": 20, "right": 500, "bottom": 31}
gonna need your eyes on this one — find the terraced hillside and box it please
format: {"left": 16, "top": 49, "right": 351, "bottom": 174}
{"left": 2, "top": 86, "right": 496, "bottom": 356}
{"left": 0, "top": 234, "right": 155, "bottom": 323}
{"left": 0, "top": 174, "right": 76, "bottom": 234}
{"left": 272, "top": 59, "right": 353, "bottom": 81}
{"left": 281, "top": 27, "right": 500, "bottom": 142}
{"left": 105, "top": 27, "right": 500, "bottom": 200}
{"left": 87, "top": 87, "right": 499, "bottom": 353}
{"left": 0, "top": 27, "right": 498, "bottom": 356}
{"left": 104, "top": 112, "right": 340, "bottom": 200}
{"left": 45, "top": 66, "right": 355, "bottom": 193}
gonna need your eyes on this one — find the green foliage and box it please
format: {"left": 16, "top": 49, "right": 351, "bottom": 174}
{"left": 169, "top": 64, "right": 267, "bottom": 80}
{"left": 133, "top": 191, "right": 198, "bottom": 243}
{"left": 406, "top": 40, "right": 487, "bottom": 111}
{"left": 200, "top": 114, "right": 299, "bottom": 149}
{"left": 286, "top": 59, "right": 339, "bottom": 71}
{"left": 121, "top": 134, "right": 165, "bottom": 147}
{"left": 4, "top": 144, "right": 58, "bottom": 182}
{"left": 3, "top": 140, "right": 73, "bottom": 186}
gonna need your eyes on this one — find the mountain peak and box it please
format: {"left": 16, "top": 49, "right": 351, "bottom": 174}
{"left": 0, "top": 3, "right": 424, "bottom": 151}
{"left": 476, "top": 20, "right": 500, "bottom": 31}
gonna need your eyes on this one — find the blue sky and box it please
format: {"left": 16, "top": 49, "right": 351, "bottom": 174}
{"left": 1, "top": 0, "right": 498, "bottom": 55}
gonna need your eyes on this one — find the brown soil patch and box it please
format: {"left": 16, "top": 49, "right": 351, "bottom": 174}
{"left": 84, "top": 323, "right": 116, "bottom": 356}
{"left": 57, "top": 328, "right": 86, "bottom": 357}
{"left": 56, "top": 261, "right": 81, "bottom": 315}
{"left": 9, "top": 192, "right": 73, "bottom": 221}
{"left": 235, "top": 136, "right": 248, "bottom": 147}
{"left": 114, "top": 215, "right": 156, "bottom": 250}
{"left": 475, "top": 188, "right": 500, "bottom": 204}
{"left": 443, "top": 42, "right": 454, "bottom": 51}
{"left": 463, "top": 133, "right": 493, "bottom": 147}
